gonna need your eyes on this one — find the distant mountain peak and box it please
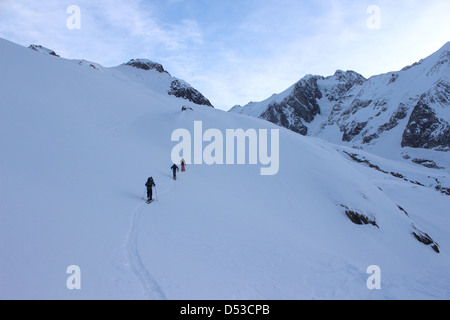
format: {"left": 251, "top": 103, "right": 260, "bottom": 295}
{"left": 230, "top": 42, "right": 450, "bottom": 153}
{"left": 28, "top": 44, "right": 59, "bottom": 57}
{"left": 332, "top": 70, "right": 366, "bottom": 82}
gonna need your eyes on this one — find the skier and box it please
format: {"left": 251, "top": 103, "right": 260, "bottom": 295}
{"left": 171, "top": 164, "right": 179, "bottom": 180}
{"left": 181, "top": 158, "right": 186, "bottom": 172}
{"left": 145, "top": 177, "right": 156, "bottom": 202}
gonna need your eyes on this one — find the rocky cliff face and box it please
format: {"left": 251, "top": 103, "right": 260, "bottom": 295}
{"left": 124, "top": 59, "right": 169, "bottom": 74}
{"left": 402, "top": 84, "right": 450, "bottom": 150}
{"left": 168, "top": 80, "right": 213, "bottom": 107}
{"left": 260, "top": 76, "right": 323, "bottom": 135}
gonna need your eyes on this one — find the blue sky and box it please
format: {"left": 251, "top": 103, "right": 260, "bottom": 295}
{"left": 1, "top": 0, "right": 449, "bottom": 110}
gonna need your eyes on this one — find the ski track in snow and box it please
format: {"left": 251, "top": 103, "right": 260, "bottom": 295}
{"left": 125, "top": 202, "right": 167, "bottom": 300}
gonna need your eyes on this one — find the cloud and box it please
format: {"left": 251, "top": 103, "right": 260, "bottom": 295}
{"left": 0, "top": 0, "right": 204, "bottom": 64}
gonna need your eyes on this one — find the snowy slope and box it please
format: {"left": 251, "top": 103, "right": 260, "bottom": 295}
{"left": 1, "top": 37, "right": 450, "bottom": 300}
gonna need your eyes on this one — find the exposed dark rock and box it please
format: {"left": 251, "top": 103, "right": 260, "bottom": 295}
{"left": 341, "top": 205, "right": 378, "bottom": 228}
{"left": 401, "top": 60, "right": 423, "bottom": 72}
{"left": 342, "top": 99, "right": 372, "bottom": 117}
{"left": 181, "top": 106, "right": 193, "bottom": 111}
{"left": 342, "top": 151, "right": 445, "bottom": 193}
{"left": 78, "top": 60, "right": 99, "bottom": 70}
{"left": 169, "top": 80, "right": 213, "bottom": 107}
{"left": 388, "top": 73, "right": 399, "bottom": 84}
{"left": 412, "top": 158, "right": 444, "bottom": 169}
{"left": 435, "top": 185, "right": 450, "bottom": 196}
{"left": 325, "top": 70, "right": 366, "bottom": 102}
{"left": 259, "top": 76, "right": 323, "bottom": 135}
{"left": 28, "top": 44, "right": 59, "bottom": 57}
{"left": 257, "top": 72, "right": 366, "bottom": 136}
{"left": 390, "top": 172, "right": 404, "bottom": 179}
{"left": 343, "top": 151, "right": 388, "bottom": 173}
{"left": 261, "top": 104, "right": 308, "bottom": 135}
{"left": 397, "top": 205, "right": 409, "bottom": 217}
{"left": 412, "top": 227, "right": 440, "bottom": 253}
{"left": 402, "top": 93, "right": 450, "bottom": 149}
{"left": 428, "top": 51, "right": 450, "bottom": 76}
{"left": 362, "top": 133, "right": 379, "bottom": 144}
{"left": 124, "top": 59, "right": 169, "bottom": 74}
{"left": 376, "top": 103, "right": 409, "bottom": 135}
{"left": 342, "top": 121, "right": 368, "bottom": 142}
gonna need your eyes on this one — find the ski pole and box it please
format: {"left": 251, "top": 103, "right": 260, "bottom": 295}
{"left": 155, "top": 186, "right": 158, "bottom": 201}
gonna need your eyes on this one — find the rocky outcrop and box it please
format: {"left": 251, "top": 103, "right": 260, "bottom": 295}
{"left": 325, "top": 70, "right": 366, "bottom": 102}
{"left": 259, "top": 76, "right": 322, "bottom": 135}
{"left": 342, "top": 121, "right": 368, "bottom": 142}
{"left": 341, "top": 205, "right": 378, "bottom": 228}
{"left": 412, "top": 226, "right": 440, "bottom": 253}
{"left": 261, "top": 104, "right": 308, "bottom": 135}
{"left": 124, "top": 59, "right": 169, "bottom": 74}
{"left": 402, "top": 93, "right": 450, "bottom": 150}
{"left": 168, "top": 80, "right": 213, "bottom": 107}
{"left": 28, "top": 45, "right": 59, "bottom": 57}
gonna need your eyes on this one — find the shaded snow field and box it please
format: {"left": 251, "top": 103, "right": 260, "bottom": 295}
{"left": 0, "top": 38, "right": 449, "bottom": 300}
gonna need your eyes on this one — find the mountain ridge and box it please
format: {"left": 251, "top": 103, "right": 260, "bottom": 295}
{"left": 230, "top": 42, "right": 450, "bottom": 160}
{"left": 27, "top": 42, "right": 214, "bottom": 108}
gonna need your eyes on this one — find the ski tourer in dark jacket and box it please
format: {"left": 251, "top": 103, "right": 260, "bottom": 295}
{"left": 145, "top": 177, "right": 156, "bottom": 201}
{"left": 171, "top": 164, "right": 179, "bottom": 180}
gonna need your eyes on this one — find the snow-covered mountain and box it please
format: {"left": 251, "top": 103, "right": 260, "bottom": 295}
{"left": 230, "top": 42, "right": 450, "bottom": 165}
{"left": 1, "top": 37, "right": 450, "bottom": 300}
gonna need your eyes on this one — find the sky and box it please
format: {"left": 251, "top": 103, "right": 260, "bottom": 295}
{"left": 0, "top": 0, "right": 449, "bottom": 110}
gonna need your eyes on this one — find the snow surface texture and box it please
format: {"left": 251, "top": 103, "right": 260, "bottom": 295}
{"left": 1, "top": 38, "right": 450, "bottom": 299}
{"left": 230, "top": 42, "right": 450, "bottom": 167}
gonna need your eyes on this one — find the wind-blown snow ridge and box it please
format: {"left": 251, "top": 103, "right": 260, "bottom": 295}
{"left": 125, "top": 203, "right": 167, "bottom": 300}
